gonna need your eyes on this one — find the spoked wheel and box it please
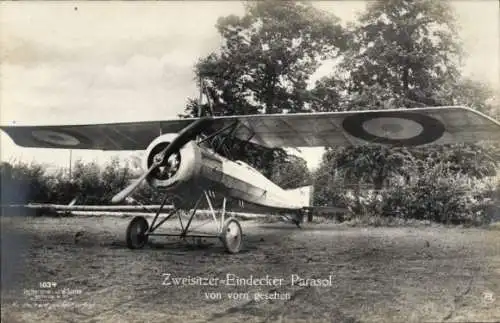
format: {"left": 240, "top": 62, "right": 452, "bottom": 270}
{"left": 126, "top": 216, "right": 149, "bottom": 249}
{"left": 220, "top": 218, "right": 243, "bottom": 254}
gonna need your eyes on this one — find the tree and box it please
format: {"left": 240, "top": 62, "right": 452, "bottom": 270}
{"left": 270, "top": 154, "right": 311, "bottom": 189}
{"left": 314, "top": 145, "right": 415, "bottom": 194}
{"left": 312, "top": 0, "right": 465, "bottom": 110}
{"left": 0, "top": 161, "right": 50, "bottom": 204}
{"left": 182, "top": 0, "right": 347, "bottom": 178}
{"left": 436, "top": 78, "right": 499, "bottom": 116}
{"left": 310, "top": 0, "right": 499, "bottom": 216}
{"left": 312, "top": 0, "right": 498, "bottom": 114}
{"left": 184, "top": 0, "right": 347, "bottom": 117}
{"left": 315, "top": 1, "right": 496, "bottom": 173}
{"left": 410, "top": 144, "right": 498, "bottom": 179}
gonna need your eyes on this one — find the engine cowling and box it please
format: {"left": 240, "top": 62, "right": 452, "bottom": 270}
{"left": 142, "top": 133, "right": 230, "bottom": 207}
{"left": 143, "top": 133, "right": 201, "bottom": 192}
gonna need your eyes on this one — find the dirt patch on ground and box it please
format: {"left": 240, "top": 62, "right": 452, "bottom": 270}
{"left": 1, "top": 215, "right": 499, "bottom": 322}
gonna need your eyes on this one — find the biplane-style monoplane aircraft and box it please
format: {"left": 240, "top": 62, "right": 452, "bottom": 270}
{"left": 2, "top": 106, "right": 500, "bottom": 253}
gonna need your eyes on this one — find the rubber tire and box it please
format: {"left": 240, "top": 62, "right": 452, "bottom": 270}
{"left": 221, "top": 218, "right": 243, "bottom": 254}
{"left": 126, "top": 216, "right": 149, "bottom": 249}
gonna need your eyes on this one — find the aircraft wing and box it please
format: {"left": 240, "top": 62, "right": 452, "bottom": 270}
{"left": 0, "top": 119, "right": 194, "bottom": 150}
{"left": 1, "top": 106, "right": 499, "bottom": 150}
{"left": 229, "top": 106, "right": 500, "bottom": 148}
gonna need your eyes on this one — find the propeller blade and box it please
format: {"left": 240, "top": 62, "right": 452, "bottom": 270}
{"left": 111, "top": 163, "right": 156, "bottom": 204}
{"left": 110, "top": 117, "right": 213, "bottom": 204}
{"left": 165, "top": 117, "right": 213, "bottom": 151}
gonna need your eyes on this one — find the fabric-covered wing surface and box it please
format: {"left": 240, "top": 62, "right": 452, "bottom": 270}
{"left": 0, "top": 120, "right": 194, "bottom": 150}
{"left": 228, "top": 106, "right": 500, "bottom": 148}
{"left": 1, "top": 106, "right": 499, "bottom": 150}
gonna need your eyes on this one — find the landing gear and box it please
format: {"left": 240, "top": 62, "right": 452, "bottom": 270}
{"left": 126, "top": 216, "right": 149, "bottom": 249}
{"left": 220, "top": 218, "right": 242, "bottom": 254}
{"left": 124, "top": 191, "right": 244, "bottom": 253}
{"left": 285, "top": 211, "right": 304, "bottom": 228}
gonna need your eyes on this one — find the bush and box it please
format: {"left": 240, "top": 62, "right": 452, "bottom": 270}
{"left": 0, "top": 158, "right": 162, "bottom": 206}
{"left": 0, "top": 161, "right": 51, "bottom": 204}
{"left": 1, "top": 158, "right": 498, "bottom": 226}
{"left": 314, "top": 143, "right": 500, "bottom": 226}
{"left": 340, "top": 165, "right": 496, "bottom": 225}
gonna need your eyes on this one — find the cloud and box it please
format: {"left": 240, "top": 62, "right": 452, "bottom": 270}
{"left": 1, "top": 57, "right": 196, "bottom": 124}
{"left": 0, "top": 2, "right": 239, "bottom": 66}
{"left": 0, "top": 2, "right": 246, "bottom": 125}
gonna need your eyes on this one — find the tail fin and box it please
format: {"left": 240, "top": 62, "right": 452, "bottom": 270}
{"left": 285, "top": 185, "right": 314, "bottom": 208}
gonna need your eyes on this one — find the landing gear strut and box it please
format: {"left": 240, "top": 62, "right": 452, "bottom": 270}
{"left": 124, "top": 191, "right": 243, "bottom": 253}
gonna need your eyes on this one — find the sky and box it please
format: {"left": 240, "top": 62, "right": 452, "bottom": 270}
{"left": 1, "top": 1, "right": 499, "bottom": 171}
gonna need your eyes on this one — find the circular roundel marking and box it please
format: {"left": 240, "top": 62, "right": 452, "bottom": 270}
{"left": 342, "top": 111, "right": 445, "bottom": 146}
{"left": 31, "top": 130, "right": 82, "bottom": 146}
{"left": 362, "top": 117, "right": 424, "bottom": 140}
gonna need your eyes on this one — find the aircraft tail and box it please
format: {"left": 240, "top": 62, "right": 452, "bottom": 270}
{"left": 285, "top": 185, "right": 351, "bottom": 225}
{"left": 284, "top": 185, "right": 314, "bottom": 208}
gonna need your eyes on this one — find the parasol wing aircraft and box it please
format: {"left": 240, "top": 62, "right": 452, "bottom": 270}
{"left": 2, "top": 106, "right": 500, "bottom": 253}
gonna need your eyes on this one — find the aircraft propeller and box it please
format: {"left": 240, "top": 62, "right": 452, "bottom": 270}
{"left": 110, "top": 117, "right": 213, "bottom": 204}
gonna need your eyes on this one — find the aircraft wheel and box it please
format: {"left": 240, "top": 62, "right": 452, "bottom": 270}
{"left": 221, "top": 218, "right": 242, "bottom": 254}
{"left": 126, "top": 216, "right": 149, "bottom": 249}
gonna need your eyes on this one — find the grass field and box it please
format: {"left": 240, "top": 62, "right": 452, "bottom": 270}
{"left": 1, "top": 214, "right": 500, "bottom": 322}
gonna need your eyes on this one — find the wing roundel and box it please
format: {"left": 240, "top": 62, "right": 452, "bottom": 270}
{"left": 30, "top": 129, "right": 91, "bottom": 147}
{"left": 341, "top": 111, "right": 446, "bottom": 146}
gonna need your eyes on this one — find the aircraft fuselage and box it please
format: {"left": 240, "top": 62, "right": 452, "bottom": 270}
{"left": 144, "top": 134, "right": 307, "bottom": 210}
